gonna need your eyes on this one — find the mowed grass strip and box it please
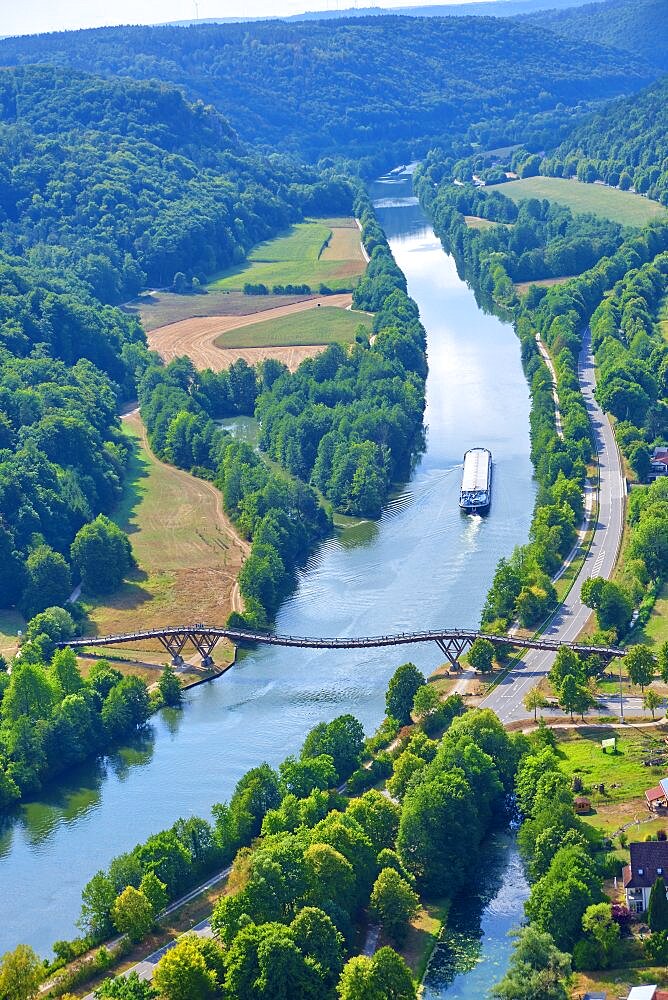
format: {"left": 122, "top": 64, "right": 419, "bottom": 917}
{"left": 84, "top": 412, "right": 243, "bottom": 662}
{"left": 214, "top": 306, "right": 370, "bottom": 349}
{"left": 248, "top": 222, "right": 331, "bottom": 262}
{"left": 487, "top": 176, "right": 666, "bottom": 227}
{"left": 209, "top": 219, "right": 366, "bottom": 292}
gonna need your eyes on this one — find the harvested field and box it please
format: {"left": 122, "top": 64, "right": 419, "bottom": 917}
{"left": 514, "top": 275, "right": 576, "bottom": 294}
{"left": 147, "top": 293, "right": 354, "bottom": 372}
{"left": 125, "top": 290, "right": 311, "bottom": 333}
{"left": 83, "top": 411, "right": 248, "bottom": 665}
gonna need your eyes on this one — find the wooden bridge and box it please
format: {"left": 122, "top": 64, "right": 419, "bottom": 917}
{"left": 58, "top": 625, "right": 625, "bottom": 669}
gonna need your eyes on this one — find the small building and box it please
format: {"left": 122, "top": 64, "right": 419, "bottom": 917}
{"left": 574, "top": 795, "right": 591, "bottom": 814}
{"left": 626, "top": 988, "right": 668, "bottom": 1000}
{"left": 623, "top": 841, "right": 668, "bottom": 913}
{"left": 645, "top": 776, "right": 668, "bottom": 811}
{"left": 649, "top": 446, "right": 668, "bottom": 480}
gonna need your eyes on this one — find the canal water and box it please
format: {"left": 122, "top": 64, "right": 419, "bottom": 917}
{"left": 0, "top": 171, "right": 535, "bottom": 958}
{"left": 423, "top": 836, "right": 529, "bottom": 999}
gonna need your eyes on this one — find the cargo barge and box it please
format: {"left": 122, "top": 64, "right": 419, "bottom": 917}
{"left": 459, "top": 447, "right": 492, "bottom": 514}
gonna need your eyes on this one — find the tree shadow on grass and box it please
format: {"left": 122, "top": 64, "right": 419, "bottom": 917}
{"left": 113, "top": 431, "right": 151, "bottom": 538}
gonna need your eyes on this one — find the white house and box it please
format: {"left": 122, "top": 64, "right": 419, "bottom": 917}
{"left": 623, "top": 841, "right": 668, "bottom": 913}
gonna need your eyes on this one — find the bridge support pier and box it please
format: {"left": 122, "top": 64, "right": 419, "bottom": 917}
{"left": 189, "top": 631, "right": 220, "bottom": 669}
{"left": 158, "top": 632, "right": 189, "bottom": 667}
{"left": 435, "top": 637, "right": 469, "bottom": 671}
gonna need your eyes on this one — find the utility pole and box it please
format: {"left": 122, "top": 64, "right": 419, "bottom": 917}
{"left": 619, "top": 654, "right": 625, "bottom": 721}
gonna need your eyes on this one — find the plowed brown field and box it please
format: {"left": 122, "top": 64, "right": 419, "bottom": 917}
{"left": 147, "top": 293, "right": 353, "bottom": 372}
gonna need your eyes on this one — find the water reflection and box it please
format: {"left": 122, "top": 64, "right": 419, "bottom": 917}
{"left": 0, "top": 171, "right": 536, "bottom": 957}
{"left": 423, "top": 837, "right": 529, "bottom": 999}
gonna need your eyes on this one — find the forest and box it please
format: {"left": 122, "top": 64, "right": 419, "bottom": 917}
{"left": 524, "top": 0, "right": 668, "bottom": 70}
{"left": 0, "top": 66, "right": 350, "bottom": 619}
{"left": 0, "top": 15, "right": 658, "bottom": 165}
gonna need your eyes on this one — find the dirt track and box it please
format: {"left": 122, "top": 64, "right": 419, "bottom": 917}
{"left": 147, "top": 293, "right": 353, "bottom": 372}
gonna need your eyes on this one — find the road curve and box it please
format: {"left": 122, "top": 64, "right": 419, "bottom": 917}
{"left": 481, "top": 328, "right": 626, "bottom": 724}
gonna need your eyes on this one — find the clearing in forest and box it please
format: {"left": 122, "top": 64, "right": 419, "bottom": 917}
{"left": 209, "top": 218, "right": 367, "bottom": 292}
{"left": 83, "top": 410, "right": 248, "bottom": 666}
{"left": 147, "top": 292, "right": 355, "bottom": 372}
{"left": 214, "top": 305, "right": 371, "bottom": 349}
{"left": 487, "top": 176, "right": 666, "bottom": 227}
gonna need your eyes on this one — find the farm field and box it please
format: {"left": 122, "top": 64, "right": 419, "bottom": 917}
{"left": 487, "top": 176, "right": 666, "bottom": 226}
{"left": 83, "top": 410, "right": 248, "bottom": 666}
{"left": 147, "top": 292, "right": 354, "bottom": 372}
{"left": 214, "top": 305, "right": 370, "bottom": 349}
{"left": 514, "top": 274, "right": 576, "bottom": 295}
{"left": 125, "top": 289, "right": 311, "bottom": 332}
{"left": 209, "top": 218, "right": 366, "bottom": 292}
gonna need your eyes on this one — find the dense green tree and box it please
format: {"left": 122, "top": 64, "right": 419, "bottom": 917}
{"left": 648, "top": 876, "right": 668, "bottom": 931}
{"left": 385, "top": 664, "right": 425, "bottom": 726}
{"left": 158, "top": 664, "right": 182, "bottom": 707}
{"left": 111, "top": 886, "right": 154, "bottom": 942}
{"left": 301, "top": 716, "right": 365, "bottom": 782}
{"left": 71, "top": 516, "right": 134, "bottom": 595}
{"left": 95, "top": 972, "right": 157, "bottom": 998}
{"left": 139, "top": 872, "right": 168, "bottom": 915}
{"left": 369, "top": 867, "right": 420, "bottom": 944}
{"left": 468, "top": 638, "right": 495, "bottom": 673}
{"left": 93, "top": 975, "right": 153, "bottom": 999}
{"left": 21, "top": 545, "right": 72, "bottom": 617}
{"left": 153, "top": 935, "right": 218, "bottom": 1000}
{"left": 0, "top": 944, "right": 43, "bottom": 1000}
{"left": 624, "top": 645, "right": 655, "bottom": 691}
{"left": 492, "top": 926, "right": 570, "bottom": 1000}
{"left": 581, "top": 902, "right": 620, "bottom": 968}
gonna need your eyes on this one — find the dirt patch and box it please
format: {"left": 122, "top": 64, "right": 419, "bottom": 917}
{"left": 514, "top": 275, "right": 576, "bottom": 295}
{"left": 147, "top": 293, "right": 353, "bottom": 372}
{"left": 125, "top": 290, "right": 312, "bottom": 332}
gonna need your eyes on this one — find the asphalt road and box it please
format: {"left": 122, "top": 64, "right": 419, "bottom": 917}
{"left": 481, "top": 328, "right": 626, "bottom": 724}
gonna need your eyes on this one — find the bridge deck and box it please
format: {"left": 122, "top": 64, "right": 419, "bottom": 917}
{"left": 58, "top": 626, "right": 624, "bottom": 658}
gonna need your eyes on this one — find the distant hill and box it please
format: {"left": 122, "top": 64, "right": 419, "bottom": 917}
{"left": 0, "top": 16, "right": 656, "bottom": 163}
{"left": 538, "top": 74, "right": 668, "bottom": 204}
{"left": 523, "top": 0, "right": 668, "bottom": 70}
{"left": 163, "top": 0, "right": 595, "bottom": 25}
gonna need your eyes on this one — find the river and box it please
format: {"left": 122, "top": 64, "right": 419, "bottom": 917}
{"left": 0, "top": 171, "right": 535, "bottom": 958}
{"left": 423, "top": 836, "right": 529, "bottom": 999}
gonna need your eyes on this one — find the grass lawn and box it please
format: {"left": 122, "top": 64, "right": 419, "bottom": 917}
{"left": 209, "top": 219, "right": 366, "bottom": 292}
{"left": 660, "top": 297, "right": 668, "bottom": 344}
{"left": 397, "top": 899, "right": 450, "bottom": 981}
{"left": 125, "top": 289, "right": 310, "bottom": 333}
{"left": 556, "top": 729, "right": 668, "bottom": 807}
{"left": 0, "top": 608, "right": 24, "bottom": 661}
{"left": 82, "top": 412, "right": 243, "bottom": 665}
{"left": 574, "top": 965, "right": 668, "bottom": 998}
{"left": 463, "top": 215, "right": 501, "bottom": 230}
{"left": 487, "top": 176, "right": 666, "bottom": 227}
{"left": 214, "top": 305, "right": 370, "bottom": 349}
{"left": 641, "top": 582, "right": 668, "bottom": 649}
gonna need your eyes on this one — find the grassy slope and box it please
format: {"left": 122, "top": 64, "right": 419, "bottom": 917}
{"left": 83, "top": 412, "right": 244, "bottom": 664}
{"left": 214, "top": 305, "right": 370, "bottom": 348}
{"left": 209, "top": 219, "right": 366, "bottom": 292}
{"left": 487, "top": 176, "right": 666, "bottom": 226}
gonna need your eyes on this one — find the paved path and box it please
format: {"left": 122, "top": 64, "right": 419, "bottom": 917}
{"left": 482, "top": 329, "right": 626, "bottom": 724}
{"left": 81, "top": 867, "right": 230, "bottom": 998}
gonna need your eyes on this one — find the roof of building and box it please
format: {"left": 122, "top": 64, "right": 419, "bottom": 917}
{"left": 645, "top": 784, "right": 667, "bottom": 803}
{"left": 624, "top": 842, "right": 668, "bottom": 888}
{"left": 627, "top": 988, "right": 660, "bottom": 1000}
{"left": 659, "top": 777, "right": 668, "bottom": 796}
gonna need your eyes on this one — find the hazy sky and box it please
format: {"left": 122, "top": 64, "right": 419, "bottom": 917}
{"left": 0, "top": 0, "right": 463, "bottom": 39}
